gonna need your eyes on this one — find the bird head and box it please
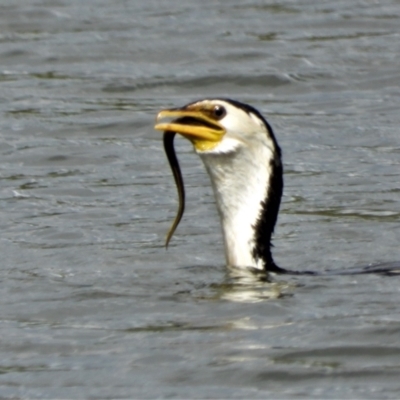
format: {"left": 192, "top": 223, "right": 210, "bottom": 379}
{"left": 154, "top": 99, "right": 278, "bottom": 155}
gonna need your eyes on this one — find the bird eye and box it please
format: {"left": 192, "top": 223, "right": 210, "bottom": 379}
{"left": 212, "top": 105, "right": 226, "bottom": 119}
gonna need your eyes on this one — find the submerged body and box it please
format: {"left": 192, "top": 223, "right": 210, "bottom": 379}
{"left": 155, "top": 98, "right": 400, "bottom": 277}
{"left": 155, "top": 99, "right": 400, "bottom": 276}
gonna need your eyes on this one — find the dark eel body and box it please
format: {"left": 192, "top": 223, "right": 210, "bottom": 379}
{"left": 163, "top": 131, "right": 185, "bottom": 248}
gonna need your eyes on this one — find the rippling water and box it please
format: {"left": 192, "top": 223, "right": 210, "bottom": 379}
{"left": 1, "top": 0, "right": 400, "bottom": 398}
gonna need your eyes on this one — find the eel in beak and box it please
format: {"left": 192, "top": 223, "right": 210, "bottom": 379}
{"left": 162, "top": 131, "right": 185, "bottom": 248}
{"left": 155, "top": 105, "right": 225, "bottom": 246}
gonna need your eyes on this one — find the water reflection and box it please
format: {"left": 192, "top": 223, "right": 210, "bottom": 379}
{"left": 211, "top": 267, "right": 294, "bottom": 303}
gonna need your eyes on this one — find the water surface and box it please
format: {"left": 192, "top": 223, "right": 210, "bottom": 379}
{"left": 1, "top": 0, "right": 400, "bottom": 398}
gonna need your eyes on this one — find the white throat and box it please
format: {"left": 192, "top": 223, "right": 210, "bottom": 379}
{"left": 199, "top": 140, "right": 274, "bottom": 270}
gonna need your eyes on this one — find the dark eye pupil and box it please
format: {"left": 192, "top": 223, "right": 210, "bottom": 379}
{"left": 214, "top": 105, "right": 225, "bottom": 118}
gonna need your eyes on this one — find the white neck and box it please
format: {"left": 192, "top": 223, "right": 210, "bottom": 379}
{"left": 199, "top": 140, "right": 274, "bottom": 270}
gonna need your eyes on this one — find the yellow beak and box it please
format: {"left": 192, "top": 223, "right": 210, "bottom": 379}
{"left": 154, "top": 109, "right": 225, "bottom": 150}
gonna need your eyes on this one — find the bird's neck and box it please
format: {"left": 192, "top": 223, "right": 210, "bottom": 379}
{"left": 199, "top": 142, "right": 282, "bottom": 272}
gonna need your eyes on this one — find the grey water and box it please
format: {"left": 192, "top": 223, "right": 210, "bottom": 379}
{"left": 1, "top": 0, "right": 400, "bottom": 398}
